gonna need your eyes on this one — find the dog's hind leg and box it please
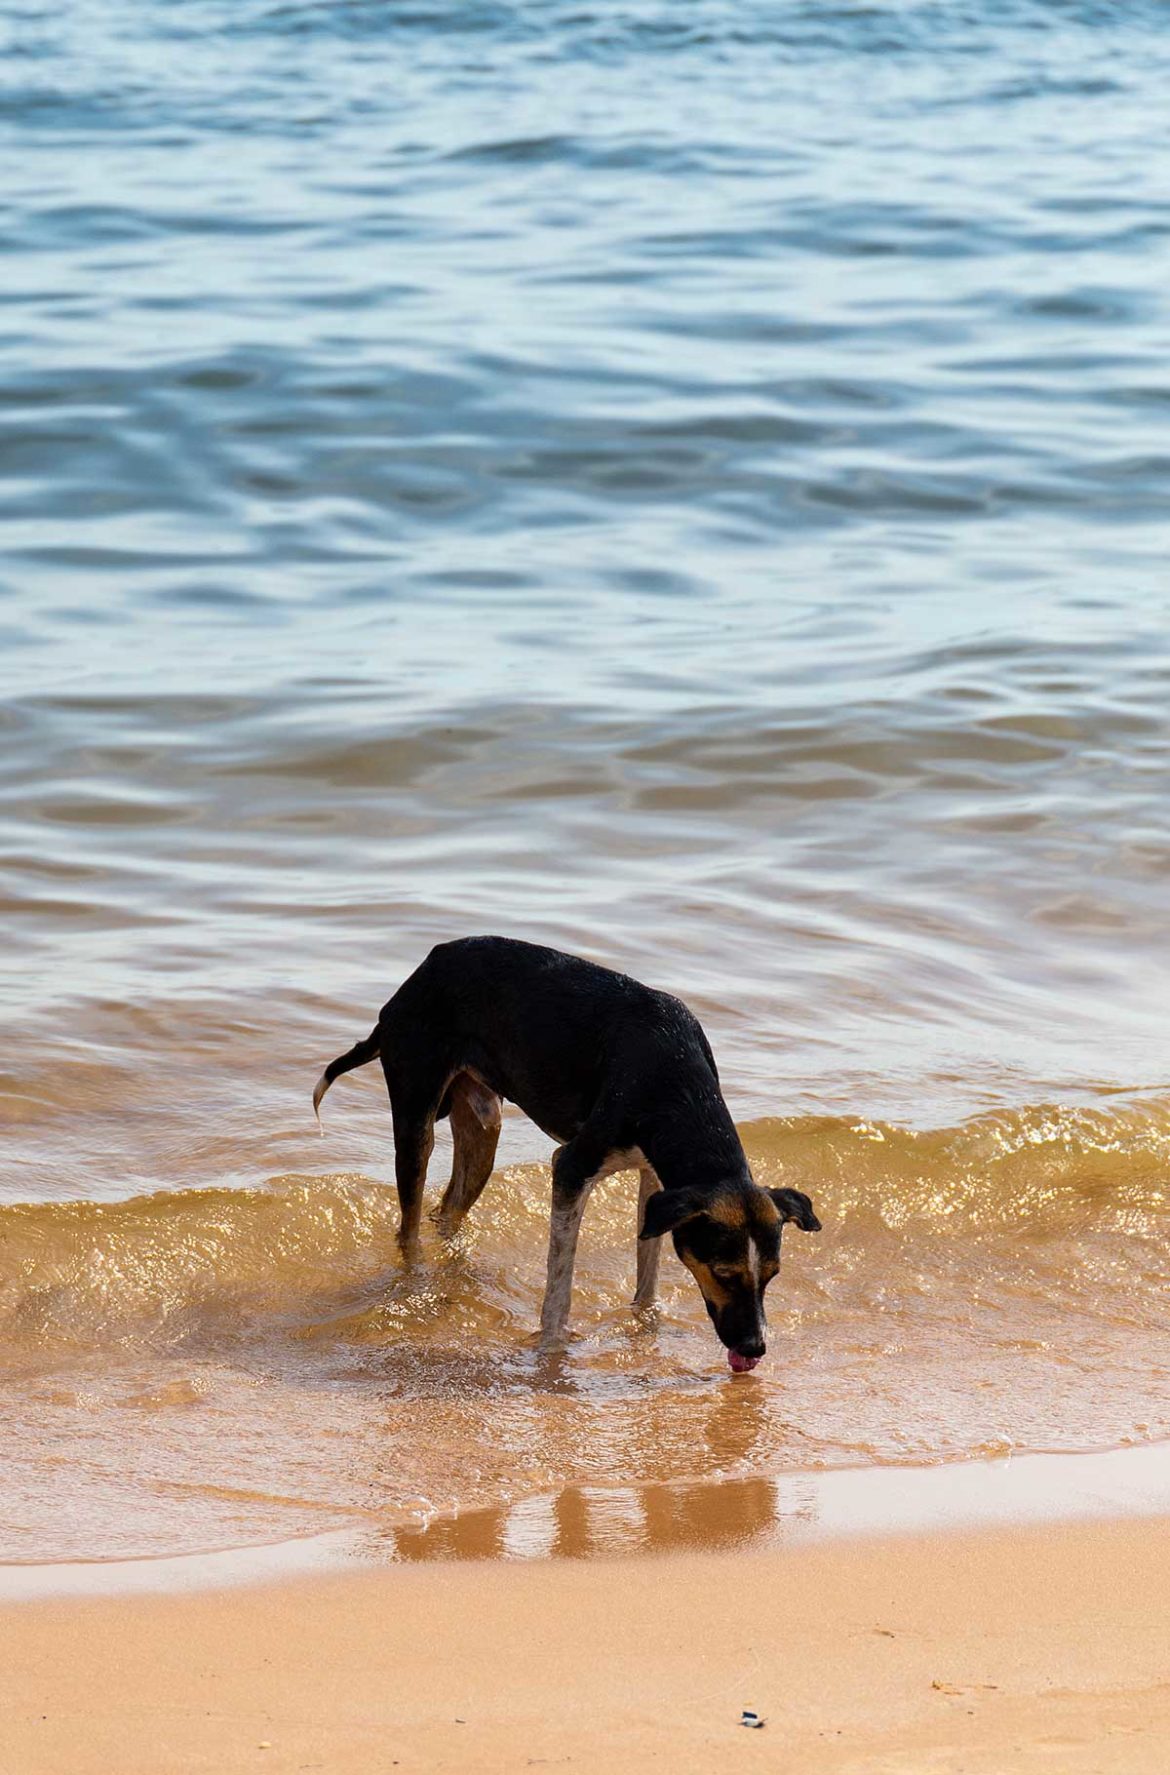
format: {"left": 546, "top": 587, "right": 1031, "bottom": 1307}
{"left": 633, "top": 1166, "right": 663, "bottom": 1310}
{"left": 386, "top": 1064, "right": 441, "bottom": 1254}
{"left": 392, "top": 1117, "right": 434, "bottom": 1252}
{"left": 434, "top": 1073, "right": 502, "bottom": 1237}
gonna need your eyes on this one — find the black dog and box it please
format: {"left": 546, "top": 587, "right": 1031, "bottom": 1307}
{"left": 313, "top": 936, "right": 820, "bottom": 1366}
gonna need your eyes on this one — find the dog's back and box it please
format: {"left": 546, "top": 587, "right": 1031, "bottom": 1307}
{"left": 379, "top": 935, "right": 716, "bottom": 1146}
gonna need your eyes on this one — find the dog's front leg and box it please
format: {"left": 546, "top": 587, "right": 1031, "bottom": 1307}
{"left": 539, "top": 1153, "right": 598, "bottom": 1347}
{"left": 633, "top": 1166, "right": 663, "bottom": 1310}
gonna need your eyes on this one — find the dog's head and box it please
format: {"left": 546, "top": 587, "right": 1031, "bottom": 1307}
{"left": 639, "top": 1183, "right": 821, "bottom": 1368}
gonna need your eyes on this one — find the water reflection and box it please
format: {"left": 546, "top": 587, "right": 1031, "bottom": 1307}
{"left": 382, "top": 1472, "right": 792, "bottom": 1562}
{"left": 356, "top": 1344, "right": 792, "bottom": 1561}
{"left": 363, "top": 1439, "right": 1170, "bottom": 1567}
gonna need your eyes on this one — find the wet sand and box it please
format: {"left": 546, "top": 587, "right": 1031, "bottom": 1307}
{"left": 7, "top": 1438, "right": 1170, "bottom": 1601}
{"left": 6, "top": 1512, "right": 1169, "bottom": 1774}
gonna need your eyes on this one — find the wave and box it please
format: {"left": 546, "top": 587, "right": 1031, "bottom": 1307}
{"left": 747, "top": 1097, "right": 1170, "bottom": 1232}
{"left": 3, "top": 1098, "right": 1167, "bottom": 1365}
{"left": 0, "top": 1173, "right": 397, "bottom": 1361}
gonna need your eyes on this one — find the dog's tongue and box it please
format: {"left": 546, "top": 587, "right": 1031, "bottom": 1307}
{"left": 727, "top": 1350, "right": 761, "bottom": 1374}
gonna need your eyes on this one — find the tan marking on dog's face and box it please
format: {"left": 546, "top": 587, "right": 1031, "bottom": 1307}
{"left": 672, "top": 1186, "right": 783, "bottom": 1354}
{"left": 678, "top": 1252, "right": 735, "bottom": 1312}
{"left": 746, "top": 1190, "right": 781, "bottom": 1285}
{"left": 748, "top": 1191, "right": 782, "bottom": 1232}
{"left": 705, "top": 1193, "right": 750, "bottom": 1230}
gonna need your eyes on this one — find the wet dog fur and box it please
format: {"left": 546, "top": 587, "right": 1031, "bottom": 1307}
{"left": 313, "top": 936, "right": 821, "bottom": 1358}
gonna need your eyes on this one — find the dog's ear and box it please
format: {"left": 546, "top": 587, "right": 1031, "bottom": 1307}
{"left": 639, "top": 1187, "right": 706, "bottom": 1241}
{"left": 767, "top": 1188, "right": 822, "bottom": 1232}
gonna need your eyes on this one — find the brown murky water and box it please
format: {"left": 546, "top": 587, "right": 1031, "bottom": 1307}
{"left": 4, "top": 1099, "right": 1170, "bottom": 1562}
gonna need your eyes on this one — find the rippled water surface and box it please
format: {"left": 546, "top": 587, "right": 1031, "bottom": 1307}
{"left": 3, "top": 0, "right": 1170, "bottom": 1563}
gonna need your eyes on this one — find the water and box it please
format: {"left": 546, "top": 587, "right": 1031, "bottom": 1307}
{"left": 2, "top": 0, "right": 1170, "bottom": 1564}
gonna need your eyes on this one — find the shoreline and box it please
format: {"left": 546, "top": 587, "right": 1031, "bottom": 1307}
{"left": 5, "top": 1436, "right": 1170, "bottom": 1603}
{"left": 6, "top": 1508, "right": 1169, "bottom": 1773}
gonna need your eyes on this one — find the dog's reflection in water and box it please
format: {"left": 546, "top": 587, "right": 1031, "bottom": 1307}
{"left": 355, "top": 1355, "right": 816, "bottom": 1563}
{"left": 372, "top": 1471, "right": 784, "bottom": 1564}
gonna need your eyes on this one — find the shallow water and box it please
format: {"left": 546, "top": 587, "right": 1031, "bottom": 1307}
{"left": 4, "top": 1105, "right": 1169, "bottom": 1561}
{"left": 3, "top": 0, "right": 1170, "bottom": 1563}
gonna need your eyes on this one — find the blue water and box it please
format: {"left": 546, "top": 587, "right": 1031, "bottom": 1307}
{"left": 7, "top": 0, "right": 1170, "bottom": 666}
{"left": 5, "top": 0, "right": 1170, "bottom": 1125}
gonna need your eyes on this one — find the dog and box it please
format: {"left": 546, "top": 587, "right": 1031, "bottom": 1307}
{"left": 313, "top": 936, "right": 821, "bottom": 1367}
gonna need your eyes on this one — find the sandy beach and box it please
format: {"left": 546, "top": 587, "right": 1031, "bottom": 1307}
{"left": 6, "top": 1511, "right": 1169, "bottom": 1775}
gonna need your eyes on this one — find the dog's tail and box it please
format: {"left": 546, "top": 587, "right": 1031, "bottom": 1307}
{"left": 313, "top": 1026, "right": 381, "bottom": 1133}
